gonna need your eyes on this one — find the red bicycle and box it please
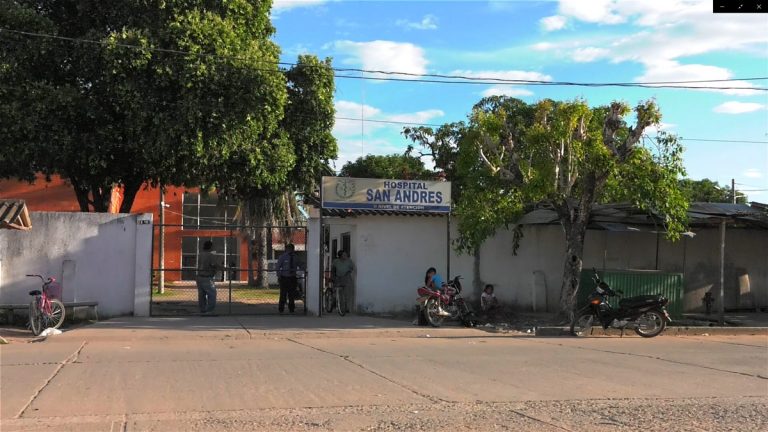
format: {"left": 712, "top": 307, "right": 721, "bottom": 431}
{"left": 27, "top": 274, "right": 65, "bottom": 335}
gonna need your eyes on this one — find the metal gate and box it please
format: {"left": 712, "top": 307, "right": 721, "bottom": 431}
{"left": 150, "top": 223, "right": 308, "bottom": 316}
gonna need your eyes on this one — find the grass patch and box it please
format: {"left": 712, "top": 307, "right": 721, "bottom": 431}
{"left": 152, "top": 287, "right": 281, "bottom": 302}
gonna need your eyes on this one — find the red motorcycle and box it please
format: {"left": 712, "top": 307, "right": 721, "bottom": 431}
{"left": 416, "top": 276, "right": 477, "bottom": 327}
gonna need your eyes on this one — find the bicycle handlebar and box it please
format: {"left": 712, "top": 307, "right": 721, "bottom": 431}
{"left": 26, "top": 274, "right": 52, "bottom": 284}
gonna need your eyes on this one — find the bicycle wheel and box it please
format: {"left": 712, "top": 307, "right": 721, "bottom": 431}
{"left": 336, "top": 286, "right": 346, "bottom": 316}
{"left": 323, "top": 288, "right": 335, "bottom": 313}
{"left": 29, "top": 300, "right": 44, "bottom": 336}
{"left": 44, "top": 299, "right": 66, "bottom": 329}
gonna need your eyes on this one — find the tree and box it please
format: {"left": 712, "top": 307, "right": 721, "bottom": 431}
{"left": 677, "top": 178, "right": 746, "bottom": 204}
{"left": 340, "top": 154, "right": 435, "bottom": 180}
{"left": 236, "top": 55, "right": 337, "bottom": 287}
{"left": 0, "top": 0, "right": 292, "bottom": 212}
{"left": 411, "top": 96, "right": 688, "bottom": 317}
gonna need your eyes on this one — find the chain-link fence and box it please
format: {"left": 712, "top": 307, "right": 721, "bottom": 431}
{"left": 150, "top": 224, "right": 308, "bottom": 316}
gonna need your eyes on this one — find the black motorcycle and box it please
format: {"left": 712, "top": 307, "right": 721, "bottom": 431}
{"left": 570, "top": 269, "right": 671, "bottom": 338}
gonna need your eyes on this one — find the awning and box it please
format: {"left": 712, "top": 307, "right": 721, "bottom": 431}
{"left": 0, "top": 199, "right": 32, "bottom": 230}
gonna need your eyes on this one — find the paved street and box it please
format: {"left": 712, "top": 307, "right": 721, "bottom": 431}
{"left": 1, "top": 317, "right": 767, "bottom": 431}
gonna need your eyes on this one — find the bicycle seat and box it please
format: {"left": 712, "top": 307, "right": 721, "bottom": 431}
{"left": 28, "top": 290, "right": 41, "bottom": 296}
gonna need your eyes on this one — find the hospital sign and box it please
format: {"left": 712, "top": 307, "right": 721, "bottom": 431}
{"left": 322, "top": 177, "right": 451, "bottom": 213}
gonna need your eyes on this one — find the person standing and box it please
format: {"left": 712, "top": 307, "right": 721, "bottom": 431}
{"left": 277, "top": 243, "right": 299, "bottom": 314}
{"left": 196, "top": 240, "right": 221, "bottom": 314}
{"left": 331, "top": 250, "right": 355, "bottom": 314}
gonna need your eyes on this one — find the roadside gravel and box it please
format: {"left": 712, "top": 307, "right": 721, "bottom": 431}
{"left": 4, "top": 397, "right": 765, "bottom": 431}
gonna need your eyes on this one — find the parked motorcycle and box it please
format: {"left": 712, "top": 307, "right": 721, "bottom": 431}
{"left": 570, "top": 269, "right": 671, "bottom": 338}
{"left": 417, "top": 276, "right": 477, "bottom": 327}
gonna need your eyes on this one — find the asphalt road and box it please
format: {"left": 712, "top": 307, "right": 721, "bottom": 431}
{"left": 1, "top": 319, "right": 766, "bottom": 431}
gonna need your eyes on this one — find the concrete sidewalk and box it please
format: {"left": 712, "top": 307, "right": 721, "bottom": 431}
{"left": 1, "top": 314, "right": 496, "bottom": 344}
{"left": 3, "top": 312, "right": 767, "bottom": 345}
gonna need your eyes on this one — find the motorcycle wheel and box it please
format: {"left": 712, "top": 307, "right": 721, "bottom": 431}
{"left": 634, "top": 309, "right": 666, "bottom": 338}
{"left": 424, "top": 298, "right": 444, "bottom": 327}
{"left": 570, "top": 313, "right": 595, "bottom": 337}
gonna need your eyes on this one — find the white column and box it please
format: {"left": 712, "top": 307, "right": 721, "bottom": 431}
{"left": 133, "top": 213, "right": 153, "bottom": 316}
{"left": 306, "top": 216, "right": 321, "bottom": 316}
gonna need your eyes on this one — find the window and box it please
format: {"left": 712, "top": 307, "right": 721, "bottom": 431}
{"left": 180, "top": 236, "right": 240, "bottom": 281}
{"left": 341, "top": 232, "right": 351, "bottom": 257}
{"left": 182, "top": 192, "right": 239, "bottom": 229}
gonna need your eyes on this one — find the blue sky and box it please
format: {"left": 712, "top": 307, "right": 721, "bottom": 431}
{"left": 272, "top": 0, "right": 768, "bottom": 200}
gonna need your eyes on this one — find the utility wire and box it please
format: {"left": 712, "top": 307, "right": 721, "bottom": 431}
{"left": 1, "top": 28, "right": 767, "bottom": 91}
{"left": 1, "top": 83, "right": 766, "bottom": 144}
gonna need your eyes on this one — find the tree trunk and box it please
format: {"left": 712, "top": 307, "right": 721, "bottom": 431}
{"left": 253, "top": 198, "right": 272, "bottom": 289}
{"left": 246, "top": 231, "right": 256, "bottom": 286}
{"left": 71, "top": 178, "right": 91, "bottom": 212}
{"left": 472, "top": 245, "right": 482, "bottom": 301}
{"left": 558, "top": 218, "right": 588, "bottom": 320}
{"left": 556, "top": 173, "right": 603, "bottom": 321}
{"left": 119, "top": 179, "right": 143, "bottom": 214}
{"left": 69, "top": 177, "right": 111, "bottom": 212}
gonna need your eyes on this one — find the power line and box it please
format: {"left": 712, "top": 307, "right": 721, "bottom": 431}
{"left": 1, "top": 83, "right": 765, "bottom": 144}
{"left": 2, "top": 27, "right": 767, "bottom": 91}
{"left": 334, "top": 73, "right": 768, "bottom": 90}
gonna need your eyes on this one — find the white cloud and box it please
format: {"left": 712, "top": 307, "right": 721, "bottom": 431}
{"left": 272, "top": 0, "right": 328, "bottom": 12}
{"left": 559, "top": 0, "right": 625, "bottom": 24}
{"left": 333, "top": 40, "right": 428, "bottom": 77}
{"left": 572, "top": 47, "right": 610, "bottom": 62}
{"left": 449, "top": 70, "right": 552, "bottom": 82}
{"left": 540, "top": 15, "right": 567, "bottom": 31}
{"left": 645, "top": 122, "right": 676, "bottom": 135}
{"left": 636, "top": 60, "right": 763, "bottom": 96}
{"left": 743, "top": 169, "right": 764, "bottom": 179}
{"left": 713, "top": 101, "right": 767, "bottom": 114}
{"left": 335, "top": 138, "right": 400, "bottom": 170}
{"left": 396, "top": 14, "right": 438, "bottom": 30}
{"left": 387, "top": 109, "right": 445, "bottom": 124}
{"left": 538, "top": 1, "right": 768, "bottom": 94}
{"left": 481, "top": 87, "right": 534, "bottom": 98}
{"left": 532, "top": 42, "right": 556, "bottom": 51}
{"left": 333, "top": 100, "right": 444, "bottom": 137}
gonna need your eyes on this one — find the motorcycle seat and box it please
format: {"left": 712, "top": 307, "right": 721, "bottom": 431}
{"left": 619, "top": 294, "right": 665, "bottom": 308}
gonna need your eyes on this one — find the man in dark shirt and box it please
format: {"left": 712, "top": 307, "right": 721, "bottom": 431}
{"left": 196, "top": 240, "right": 221, "bottom": 314}
{"left": 276, "top": 243, "right": 299, "bottom": 313}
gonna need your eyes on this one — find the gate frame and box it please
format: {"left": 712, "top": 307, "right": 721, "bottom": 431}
{"left": 149, "top": 222, "right": 308, "bottom": 316}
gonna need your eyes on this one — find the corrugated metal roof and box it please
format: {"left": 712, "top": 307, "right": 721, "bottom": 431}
{"left": 0, "top": 199, "right": 32, "bottom": 230}
{"left": 516, "top": 202, "right": 768, "bottom": 230}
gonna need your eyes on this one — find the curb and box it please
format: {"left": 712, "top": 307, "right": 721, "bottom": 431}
{"left": 535, "top": 326, "right": 768, "bottom": 337}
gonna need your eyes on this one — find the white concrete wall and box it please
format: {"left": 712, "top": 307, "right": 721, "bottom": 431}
{"left": 306, "top": 217, "right": 321, "bottom": 316}
{"left": 312, "top": 214, "right": 768, "bottom": 315}
{"left": 0, "top": 212, "right": 153, "bottom": 318}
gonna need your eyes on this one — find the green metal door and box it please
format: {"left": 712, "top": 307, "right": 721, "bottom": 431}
{"left": 578, "top": 270, "right": 683, "bottom": 318}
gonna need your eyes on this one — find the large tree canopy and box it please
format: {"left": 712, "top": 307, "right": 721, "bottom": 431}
{"left": 0, "top": 0, "right": 292, "bottom": 212}
{"left": 340, "top": 153, "right": 435, "bottom": 180}
{"left": 408, "top": 96, "right": 688, "bottom": 316}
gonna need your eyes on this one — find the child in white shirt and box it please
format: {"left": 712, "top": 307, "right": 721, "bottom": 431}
{"left": 481, "top": 284, "right": 500, "bottom": 314}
